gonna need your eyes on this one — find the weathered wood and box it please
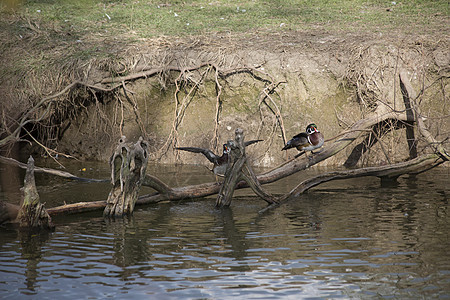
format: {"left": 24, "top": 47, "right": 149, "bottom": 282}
{"left": 143, "top": 174, "right": 173, "bottom": 195}
{"left": 47, "top": 200, "right": 107, "bottom": 216}
{"left": 216, "top": 130, "right": 246, "bottom": 207}
{"left": 215, "top": 128, "right": 277, "bottom": 207}
{"left": 103, "top": 137, "right": 149, "bottom": 217}
{"left": 399, "top": 73, "right": 418, "bottom": 159}
{"left": 215, "top": 141, "right": 246, "bottom": 206}
{"left": 38, "top": 152, "right": 445, "bottom": 217}
{"left": 285, "top": 153, "right": 443, "bottom": 200}
{"left": 259, "top": 153, "right": 445, "bottom": 213}
{"left": 7, "top": 108, "right": 445, "bottom": 218}
{"left": 16, "top": 156, "right": 54, "bottom": 229}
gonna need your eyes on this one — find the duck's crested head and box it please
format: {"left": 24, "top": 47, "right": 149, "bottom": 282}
{"left": 306, "top": 123, "right": 319, "bottom": 134}
{"left": 222, "top": 144, "right": 231, "bottom": 154}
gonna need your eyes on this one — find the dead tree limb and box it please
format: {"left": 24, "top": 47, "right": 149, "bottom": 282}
{"left": 258, "top": 153, "right": 445, "bottom": 213}
{"left": 47, "top": 200, "right": 107, "bottom": 216}
{"left": 143, "top": 174, "right": 173, "bottom": 195}
{"left": 283, "top": 153, "right": 444, "bottom": 201}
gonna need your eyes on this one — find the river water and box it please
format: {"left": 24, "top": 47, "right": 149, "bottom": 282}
{"left": 0, "top": 161, "right": 449, "bottom": 299}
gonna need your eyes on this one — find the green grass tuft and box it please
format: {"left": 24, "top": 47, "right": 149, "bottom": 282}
{"left": 3, "top": 0, "right": 447, "bottom": 39}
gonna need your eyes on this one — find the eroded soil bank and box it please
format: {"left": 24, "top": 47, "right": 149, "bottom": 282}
{"left": 2, "top": 31, "right": 449, "bottom": 168}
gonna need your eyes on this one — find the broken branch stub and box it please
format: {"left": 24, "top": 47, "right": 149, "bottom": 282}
{"left": 17, "top": 156, "right": 54, "bottom": 230}
{"left": 216, "top": 128, "right": 277, "bottom": 207}
{"left": 399, "top": 70, "right": 450, "bottom": 161}
{"left": 103, "top": 136, "right": 149, "bottom": 217}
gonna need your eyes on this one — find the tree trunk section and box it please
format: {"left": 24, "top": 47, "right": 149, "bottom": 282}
{"left": 16, "top": 156, "right": 54, "bottom": 230}
{"left": 103, "top": 137, "right": 149, "bottom": 217}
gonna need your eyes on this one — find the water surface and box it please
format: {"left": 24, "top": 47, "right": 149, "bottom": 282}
{"left": 0, "top": 162, "right": 449, "bottom": 299}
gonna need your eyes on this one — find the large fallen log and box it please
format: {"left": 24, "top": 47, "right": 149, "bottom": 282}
{"left": 42, "top": 152, "right": 445, "bottom": 216}
{"left": 283, "top": 153, "right": 444, "bottom": 200}
{"left": 258, "top": 152, "right": 445, "bottom": 213}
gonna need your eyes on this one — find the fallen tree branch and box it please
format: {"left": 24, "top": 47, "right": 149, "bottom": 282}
{"left": 0, "top": 155, "right": 107, "bottom": 182}
{"left": 284, "top": 153, "right": 443, "bottom": 200}
{"left": 259, "top": 153, "right": 445, "bottom": 213}
{"left": 43, "top": 151, "right": 446, "bottom": 217}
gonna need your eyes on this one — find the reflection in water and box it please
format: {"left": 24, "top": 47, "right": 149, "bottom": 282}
{"left": 0, "top": 163, "right": 449, "bottom": 299}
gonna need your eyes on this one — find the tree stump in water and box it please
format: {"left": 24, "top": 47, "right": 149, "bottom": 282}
{"left": 16, "top": 156, "right": 54, "bottom": 230}
{"left": 216, "top": 128, "right": 277, "bottom": 207}
{"left": 103, "top": 136, "right": 149, "bottom": 217}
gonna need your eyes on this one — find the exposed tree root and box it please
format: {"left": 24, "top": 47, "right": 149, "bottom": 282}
{"left": 1, "top": 61, "right": 290, "bottom": 168}
{"left": 152, "top": 64, "right": 288, "bottom": 160}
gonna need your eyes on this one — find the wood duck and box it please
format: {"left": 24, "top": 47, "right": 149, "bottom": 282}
{"left": 176, "top": 139, "right": 262, "bottom": 177}
{"left": 282, "top": 123, "right": 324, "bottom": 156}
